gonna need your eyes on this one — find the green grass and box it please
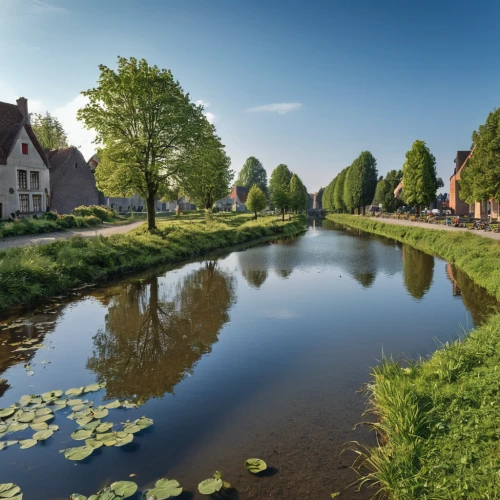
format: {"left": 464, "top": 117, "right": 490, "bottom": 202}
{"left": 328, "top": 215, "right": 500, "bottom": 499}
{"left": 0, "top": 213, "right": 306, "bottom": 311}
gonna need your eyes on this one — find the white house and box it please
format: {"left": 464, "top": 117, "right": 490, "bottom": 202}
{"left": 0, "top": 98, "right": 51, "bottom": 218}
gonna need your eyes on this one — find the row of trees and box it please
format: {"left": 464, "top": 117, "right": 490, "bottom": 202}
{"left": 322, "top": 151, "right": 378, "bottom": 214}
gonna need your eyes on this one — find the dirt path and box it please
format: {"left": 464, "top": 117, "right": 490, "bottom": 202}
{"left": 0, "top": 220, "right": 146, "bottom": 251}
{"left": 368, "top": 217, "right": 500, "bottom": 241}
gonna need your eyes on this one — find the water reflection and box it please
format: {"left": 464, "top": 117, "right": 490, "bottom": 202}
{"left": 86, "top": 261, "right": 236, "bottom": 402}
{"left": 402, "top": 244, "right": 434, "bottom": 299}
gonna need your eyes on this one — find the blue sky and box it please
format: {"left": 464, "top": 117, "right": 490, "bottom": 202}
{"left": 1, "top": 0, "right": 498, "bottom": 192}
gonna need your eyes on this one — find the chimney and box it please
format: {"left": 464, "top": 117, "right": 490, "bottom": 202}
{"left": 16, "top": 97, "right": 29, "bottom": 124}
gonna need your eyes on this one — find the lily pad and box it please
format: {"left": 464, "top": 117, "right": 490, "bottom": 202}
{"left": 19, "top": 438, "right": 37, "bottom": 449}
{"left": 0, "top": 408, "right": 15, "bottom": 419}
{"left": 41, "top": 390, "right": 62, "bottom": 401}
{"left": 84, "top": 383, "right": 103, "bottom": 393}
{"left": 32, "top": 414, "right": 54, "bottom": 424}
{"left": 0, "top": 441, "right": 17, "bottom": 450}
{"left": 66, "top": 387, "right": 84, "bottom": 396}
{"left": 145, "top": 478, "right": 183, "bottom": 499}
{"left": 67, "top": 399, "right": 85, "bottom": 407}
{"left": 0, "top": 483, "right": 21, "bottom": 498}
{"left": 71, "top": 429, "right": 93, "bottom": 441}
{"left": 85, "top": 438, "right": 104, "bottom": 449}
{"left": 95, "top": 422, "right": 113, "bottom": 433}
{"left": 122, "top": 424, "right": 141, "bottom": 434}
{"left": 82, "top": 420, "right": 101, "bottom": 431}
{"left": 91, "top": 409, "right": 108, "bottom": 419}
{"left": 245, "top": 458, "right": 267, "bottom": 474}
{"left": 48, "top": 425, "right": 59, "bottom": 432}
{"left": 64, "top": 445, "right": 94, "bottom": 461}
{"left": 76, "top": 416, "right": 94, "bottom": 426}
{"left": 198, "top": 477, "right": 223, "bottom": 495}
{"left": 70, "top": 495, "right": 86, "bottom": 500}
{"left": 7, "top": 423, "right": 28, "bottom": 433}
{"left": 104, "top": 400, "right": 121, "bottom": 409}
{"left": 114, "top": 433, "right": 133, "bottom": 447}
{"left": 17, "top": 411, "right": 35, "bottom": 423}
{"left": 35, "top": 408, "right": 53, "bottom": 417}
{"left": 109, "top": 481, "right": 137, "bottom": 497}
{"left": 30, "top": 422, "right": 48, "bottom": 431}
{"left": 136, "top": 417, "right": 154, "bottom": 429}
{"left": 33, "top": 429, "right": 53, "bottom": 441}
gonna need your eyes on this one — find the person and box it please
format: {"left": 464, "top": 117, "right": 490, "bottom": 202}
{"left": 454, "top": 217, "right": 459, "bottom": 227}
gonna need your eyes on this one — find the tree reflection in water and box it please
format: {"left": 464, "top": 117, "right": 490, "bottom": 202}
{"left": 402, "top": 244, "right": 434, "bottom": 299}
{"left": 87, "top": 261, "right": 236, "bottom": 402}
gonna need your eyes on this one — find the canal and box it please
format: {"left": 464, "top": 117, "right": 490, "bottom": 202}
{"left": 0, "top": 220, "right": 497, "bottom": 499}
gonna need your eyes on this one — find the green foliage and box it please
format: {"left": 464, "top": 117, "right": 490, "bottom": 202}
{"left": 246, "top": 185, "right": 268, "bottom": 218}
{"left": 72, "top": 205, "right": 117, "bottom": 222}
{"left": 0, "top": 214, "right": 307, "bottom": 310}
{"left": 236, "top": 157, "right": 268, "bottom": 195}
{"left": 460, "top": 108, "right": 500, "bottom": 203}
{"left": 30, "top": 111, "right": 68, "bottom": 150}
{"left": 334, "top": 168, "right": 348, "bottom": 213}
{"left": 343, "top": 151, "right": 378, "bottom": 213}
{"left": 289, "top": 173, "right": 308, "bottom": 213}
{"left": 269, "top": 164, "right": 293, "bottom": 218}
{"left": 78, "top": 57, "right": 208, "bottom": 230}
{"left": 245, "top": 458, "right": 267, "bottom": 473}
{"left": 198, "top": 472, "right": 223, "bottom": 495}
{"left": 373, "top": 170, "right": 403, "bottom": 212}
{"left": 402, "top": 140, "right": 438, "bottom": 210}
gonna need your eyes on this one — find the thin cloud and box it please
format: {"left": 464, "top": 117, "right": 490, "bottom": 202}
{"left": 246, "top": 102, "right": 303, "bottom": 115}
{"left": 195, "top": 99, "right": 210, "bottom": 108}
{"left": 32, "top": 0, "right": 68, "bottom": 13}
{"left": 205, "top": 112, "right": 216, "bottom": 124}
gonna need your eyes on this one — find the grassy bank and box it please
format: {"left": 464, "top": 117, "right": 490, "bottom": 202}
{"left": 0, "top": 213, "right": 306, "bottom": 311}
{"left": 327, "top": 214, "right": 500, "bottom": 499}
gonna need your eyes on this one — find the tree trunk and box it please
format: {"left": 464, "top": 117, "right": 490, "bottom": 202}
{"left": 254, "top": 211, "right": 258, "bottom": 220}
{"left": 146, "top": 192, "right": 156, "bottom": 231}
{"left": 282, "top": 208, "right": 285, "bottom": 222}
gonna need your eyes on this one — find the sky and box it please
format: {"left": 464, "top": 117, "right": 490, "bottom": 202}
{"left": 1, "top": 0, "right": 498, "bottom": 192}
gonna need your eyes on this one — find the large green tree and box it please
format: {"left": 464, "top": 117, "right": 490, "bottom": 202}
{"left": 289, "top": 173, "right": 308, "bottom": 213}
{"left": 460, "top": 108, "right": 500, "bottom": 203}
{"left": 236, "top": 157, "right": 268, "bottom": 195}
{"left": 402, "top": 140, "right": 438, "bottom": 215}
{"left": 78, "top": 57, "right": 208, "bottom": 230}
{"left": 334, "top": 168, "right": 348, "bottom": 213}
{"left": 343, "top": 151, "right": 378, "bottom": 214}
{"left": 269, "top": 164, "right": 292, "bottom": 221}
{"left": 31, "top": 112, "right": 68, "bottom": 150}
{"left": 179, "top": 126, "right": 233, "bottom": 210}
{"left": 374, "top": 169, "right": 403, "bottom": 212}
{"left": 246, "top": 185, "right": 268, "bottom": 219}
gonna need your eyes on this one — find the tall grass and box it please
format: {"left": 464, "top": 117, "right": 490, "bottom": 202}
{"left": 0, "top": 214, "right": 306, "bottom": 310}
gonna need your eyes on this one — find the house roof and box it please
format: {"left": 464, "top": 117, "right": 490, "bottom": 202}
{"left": 48, "top": 147, "right": 76, "bottom": 171}
{"left": 0, "top": 100, "right": 49, "bottom": 167}
{"left": 231, "top": 185, "right": 248, "bottom": 203}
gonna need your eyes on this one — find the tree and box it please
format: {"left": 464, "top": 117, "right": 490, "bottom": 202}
{"left": 269, "top": 164, "right": 292, "bottom": 221}
{"left": 334, "top": 168, "right": 348, "bottom": 213}
{"left": 246, "top": 184, "right": 267, "bottom": 219}
{"left": 289, "top": 173, "right": 308, "bottom": 213}
{"left": 236, "top": 157, "right": 268, "bottom": 195}
{"left": 402, "top": 244, "right": 434, "bottom": 300}
{"left": 459, "top": 108, "right": 500, "bottom": 203}
{"left": 31, "top": 112, "right": 68, "bottom": 150}
{"left": 402, "top": 140, "right": 438, "bottom": 215}
{"left": 373, "top": 170, "right": 403, "bottom": 213}
{"left": 78, "top": 57, "right": 208, "bottom": 230}
{"left": 316, "top": 187, "right": 325, "bottom": 209}
{"left": 343, "top": 152, "right": 378, "bottom": 214}
{"left": 179, "top": 126, "right": 233, "bottom": 210}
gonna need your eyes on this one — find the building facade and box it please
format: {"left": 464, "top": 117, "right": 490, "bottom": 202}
{"left": 0, "top": 98, "right": 50, "bottom": 218}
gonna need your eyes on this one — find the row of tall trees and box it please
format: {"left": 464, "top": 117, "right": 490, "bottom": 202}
{"left": 322, "top": 151, "right": 378, "bottom": 214}
{"left": 77, "top": 57, "right": 234, "bottom": 230}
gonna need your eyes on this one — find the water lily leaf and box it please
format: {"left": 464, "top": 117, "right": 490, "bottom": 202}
{"left": 32, "top": 414, "right": 54, "bottom": 424}
{"left": 18, "top": 395, "right": 32, "bottom": 407}
{"left": 71, "top": 404, "right": 87, "bottom": 412}
{"left": 30, "top": 422, "right": 48, "bottom": 431}
{"left": 0, "top": 483, "right": 21, "bottom": 497}
{"left": 48, "top": 425, "right": 59, "bottom": 432}
{"left": 84, "top": 438, "right": 103, "bottom": 449}
{"left": 64, "top": 445, "right": 94, "bottom": 461}
{"left": 198, "top": 477, "right": 223, "bottom": 495}
{"left": 114, "top": 433, "right": 133, "bottom": 447}
{"left": 122, "top": 424, "right": 141, "bottom": 434}
{"left": 33, "top": 429, "right": 53, "bottom": 441}
{"left": 82, "top": 420, "right": 101, "bottom": 431}
{"left": 104, "top": 400, "right": 121, "bottom": 409}
{"left": 95, "top": 422, "right": 113, "bottom": 433}
{"left": 70, "top": 495, "right": 87, "bottom": 500}
{"left": 95, "top": 432, "right": 114, "bottom": 441}
{"left": 76, "top": 416, "right": 94, "bottom": 426}
{"left": 16, "top": 410, "right": 35, "bottom": 423}
{"left": 35, "top": 408, "right": 53, "bottom": 417}
{"left": 91, "top": 409, "right": 108, "bottom": 419}
{"left": 71, "top": 410, "right": 92, "bottom": 420}
{"left": 19, "top": 438, "right": 37, "bottom": 449}
{"left": 331, "top": 493, "right": 340, "bottom": 498}
{"left": 0, "top": 424, "right": 7, "bottom": 433}
{"left": 7, "top": 423, "right": 28, "bottom": 433}
{"left": 0, "top": 441, "right": 17, "bottom": 450}
{"left": 65, "top": 387, "right": 84, "bottom": 396}
{"left": 51, "top": 404, "right": 67, "bottom": 412}
{"left": 136, "top": 417, "right": 153, "bottom": 429}
{"left": 41, "top": 390, "right": 62, "bottom": 401}
{"left": 110, "top": 481, "right": 137, "bottom": 497}
{"left": 67, "top": 399, "right": 85, "bottom": 406}
{"left": 0, "top": 408, "right": 15, "bottom": 419}
{"left": 83, "top": 383, "right": 102, "bottom": 393}
{"left": 146, "top": 478, "right": 183, "bottom": 499}
{"left": 71, "top": 429, "right": 93, "bottom": 441}
{"left": 245, "top": 458, "right": 267, "bottom": 474}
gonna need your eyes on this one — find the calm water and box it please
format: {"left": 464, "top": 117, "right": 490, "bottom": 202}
{"left": 0, "top": 220, "right": 497, "bottom": 499}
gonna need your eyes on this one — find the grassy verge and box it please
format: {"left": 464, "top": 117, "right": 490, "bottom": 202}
{"left": 0, "top": 213, "right": 306, "bottom": 311}
{"left": 328, "top": 214, "right": 500, "bottom": 499}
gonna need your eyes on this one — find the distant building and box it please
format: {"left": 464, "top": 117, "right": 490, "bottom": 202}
{"left": 48, "top": 147, "right": 99, "bottom": 214}
{"left": 0, "top": 98, "right": 51, "bottom": 218}
{"left": 229, "top": 185, "right": 248, "bottom": 211}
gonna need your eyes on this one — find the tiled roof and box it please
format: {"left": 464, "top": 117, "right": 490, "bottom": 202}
{"left": 48, "top": 147, "right": 76, "bottom": 171}
{"left": 235, "top": 186, "right": 248, "bottom": 203}
{"left": 0, "top": 100, "right": 49, "bottom": 167}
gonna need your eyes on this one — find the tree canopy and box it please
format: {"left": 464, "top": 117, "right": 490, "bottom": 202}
{"left": 78, "top": 57, "right": 210, "bottom": 230}
{"left": 269, "top": 164, "right": 293, "bottom": 220}
{"left": 31, "top": 112, "right": 68, "bottom": 150}
{"left": 374, "top": 169, "right": 403, "bottom": 212}
{"left": 343, "top": 151, "right": 378, "bottom": 214}
{"left": 334, "top": 168, "right": 348, "bottom": 213}
{"left": 460, "top": 108, "right": 500, "bottom": 203}
{"left": 245, "top": 185, "right": 268, "bottom": 218}
{"left": 402, "top": 140, "right": 438, "bottom": 213}
{"left": 289, "top": 173, "right": 308, "bottom": 213}
{"left": 236, "top": 157, "right": 268, "bottom": 195}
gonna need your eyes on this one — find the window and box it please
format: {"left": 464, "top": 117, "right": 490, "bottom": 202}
{"left": 21, "top": 143, "right": 28, "bottom": 155}
{"left": 32, "top": 195, "right": 42, "bottom": 213}
{"left": 30, "top": 171, "right": 39, "bottom": 190}
{"left": 19, "top": 194, "right": 29, "bottom": 213}
{"left": 18, "top": 170, "right": 27, "bottom": 189}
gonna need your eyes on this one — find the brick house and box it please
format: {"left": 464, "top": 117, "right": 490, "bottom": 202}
{"left": 229, "top": 185, "right": 248, "bottom": 211}
{"left": 0, "top": 98, "right": 51, "bottom": 218}
{"left": 48, "top": 147, "right": 100, "bottom": 214}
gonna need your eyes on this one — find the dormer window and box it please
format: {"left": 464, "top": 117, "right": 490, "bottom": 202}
{"left": 21, "top": 143, "right": 29, "bottom": 155}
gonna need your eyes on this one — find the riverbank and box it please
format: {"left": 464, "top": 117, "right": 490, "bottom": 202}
{"left": 328, "top": 214, "right": 500, "bottom": 499}
{"left": 0, "top": 214, "right": 306, "bottom": 311}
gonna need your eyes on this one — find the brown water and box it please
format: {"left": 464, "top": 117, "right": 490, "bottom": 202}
{"left": 0, "top": 220, "right": 497, "bottom": 499}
